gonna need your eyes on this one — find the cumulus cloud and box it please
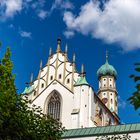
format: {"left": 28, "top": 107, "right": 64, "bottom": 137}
{"left": 20, "top": 31, "right": 32, "bottom": 38}
{"left": 0, "top": 0, "right": 74, "bottom": 20}
{"left": 27, "top": 0, "right": 47, "bottom": 20}
{"left": 37, "top": 10, "right": 47, "bottom": 19}
{"left": 50, "top": 0, "right": 74, "bottom": 13}
{"left": 0, "top": 0, "right": 23, "bottom": 19}
{"left": 0, "top": 0, "right": 47, "bottom": 20}
{"left": 63, "top": 30, "right": 74, "bottom": 38}
{"left": 63, "top": 0, "right": 140, "bottom": 51}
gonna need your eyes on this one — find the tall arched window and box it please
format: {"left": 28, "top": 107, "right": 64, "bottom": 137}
{"left": 47, "top": 91, "right": 61, "bottom": 120}
{"left": 99, "top": 108, "right": 102, "bottom": 119}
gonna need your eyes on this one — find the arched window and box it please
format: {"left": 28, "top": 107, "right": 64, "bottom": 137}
{"left": 47, "top": 91, "right": 61, "bottom": 120}
{"left": 99, "top": 108, "right": 102, "bottom": 120}
{"left": 67, "top": 78, "right": 70, "bottom": 84}
{"left": 59, "top": 74, "right": 62, "bottom": 79}
{"left": 99, "top": 108, "right": 103, "bottom": 126}
{"left": 50, "top": 75, "right": 53, "bottom": 80}
{"left": 111, "top": 99, "right": 113, "bottom": 104}
{"left": 109, "top": 118, "right": 111, "bottom": 125}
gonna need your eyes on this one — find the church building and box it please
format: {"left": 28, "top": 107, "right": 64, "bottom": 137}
{"left": 22, "top": 38, "right": 120, "bottom": 129}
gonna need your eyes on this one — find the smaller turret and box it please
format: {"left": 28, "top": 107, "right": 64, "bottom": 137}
{"left": 74, "top": 64, "right": 89, "bottom": 86}
{"left": 73, "top": 64, "right": 91, "bottom": 128}
{"left": 56, "top": 37, "right": 61, "bottom": 53}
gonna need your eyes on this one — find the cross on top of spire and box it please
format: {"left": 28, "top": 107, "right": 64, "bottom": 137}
{"left": 106, "top": 49, "right": 108, "bottom": 63}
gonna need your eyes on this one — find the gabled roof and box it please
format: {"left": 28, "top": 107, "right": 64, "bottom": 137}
{"left": 62, "top": 123, "right": 140, "bottom": 138}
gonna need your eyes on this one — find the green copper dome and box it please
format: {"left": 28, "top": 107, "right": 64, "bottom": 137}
{"left": 74, "top": 76, "right": 89, "bottom": 86}
{"left": 22, "top": 85, "right": 34, "bottom": 94}
{"left": 97, "top": 53, "right": 117, "bottom": 79}
{"left": 74, "top": 64, "right": 89, "bottom": 86}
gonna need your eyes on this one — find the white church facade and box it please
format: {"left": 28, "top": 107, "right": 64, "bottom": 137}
{"left": 22, "top": 38, "right": 120, "bottom": 129}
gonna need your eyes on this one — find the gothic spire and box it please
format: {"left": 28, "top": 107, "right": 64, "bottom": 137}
{"left": 49, "top": 47, "right": 52, "bottom": 56}
{"left": 30, "top": 73, "right": 33, "bottom": 86}
{"left": 81, "top": 64, "right": 85, "bottom": 77}
{"left": 73, "top": 53, "right": 76, "bottom": 63}
{"left": 65, "top": 44, "right": 68, "bottom": 53}
{"left": 40, "top": 60, "right": 42, "bottom": 69}
{"left": 106, "top": 49, "right": 108, "bottom": 63}
{"left": 56, "top": 37, "right": 61, "bottom": 53}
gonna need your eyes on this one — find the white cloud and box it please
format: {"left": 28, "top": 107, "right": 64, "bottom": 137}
{"left": 0, "top": 0, "right": 23, "bottom": 19}
{"left": 29, "top": 0, "right": 47, "bottom": 20}
{"left": 50, "top": 0, "right": 74, "bottom": 13}
{"left": 31, "top": 0, "right": 45, "bottom": 9}
{"left": 0, "top": 0, "right": 47, "bottom": 20}
{"left": 118, "top": 96, "right": 126, "bottom": 109}
{"left": 64, "top": 30, "right": 74, "bottom": 38}
{"left": 0, "top": 0, "right": 73, "bottom": 21}
{"left": 61, "top": 1, "right": 74, "bottom": 9}
{"left": 63, "top": 0, "right": 140, "bottom": 51}
{"left": 20, "top": 31, "right": 32, "bottom": 38}
{"left": 38, "top": 10, "right": 47, "bottom": 19}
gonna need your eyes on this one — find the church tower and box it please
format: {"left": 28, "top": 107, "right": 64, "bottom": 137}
{"left": 97, "top": 51, "right": 118, "bottom": 114}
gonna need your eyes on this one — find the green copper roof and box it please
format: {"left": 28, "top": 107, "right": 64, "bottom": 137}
{"left": 22, "top": 85, "right": 34, "bottom": 94}
{"left": 97, "top": 51, "right": 117, "bottom": 79}
{"left": 97, "top": 60, "right": 117, "bottom": 79}
{"left": 62, "top": 123, "right": 140, "bottom": 138}
{"left": 74, "top": 76, "right": 89, "bottom": 86}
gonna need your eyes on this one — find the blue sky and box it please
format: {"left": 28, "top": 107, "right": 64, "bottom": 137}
{"left": 0, "top": 0, "right": 140, "bottom": 124}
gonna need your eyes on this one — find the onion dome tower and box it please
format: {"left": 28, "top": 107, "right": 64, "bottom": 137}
{"left": 97, "top": 51, "right": 118, "bottom": 114}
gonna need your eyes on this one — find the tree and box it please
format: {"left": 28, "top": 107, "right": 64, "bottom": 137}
{"left": 0, "top": 47, "right": 65, "bottom": 140}
{"left": 96, "top": 134, "right": 131, "bottom": 140}
{"left": 128, "top": 63, "right": 140, "bottom": 110}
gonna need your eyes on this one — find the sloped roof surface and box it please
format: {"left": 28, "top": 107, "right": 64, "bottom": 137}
{"left": 62, "top": 123, "right": 140, "bottom": 138}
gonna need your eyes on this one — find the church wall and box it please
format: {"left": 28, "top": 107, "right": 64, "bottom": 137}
{"left": 71, "top": 114, "right": 79, "bottom": 129}
{"left": 50, "top": 53, "right": 57, "bottom": 64}
{"left": 31, "top": 80, "right": 74, "bottom": 129}
{"left": 88, "top": 87, "right": 96, "bottom": 127}
{"left": 73, "top": 85, "right": 96, "bottom": 128}
{"left": 79, "top": 85, "right": 90, "bottom": 128}
{"left": 47, "top": 65, "right": 56, "bottom": 85}
{"left": 73, "top": 86, "right": 81, "bottom": 110}
{"left": 57, "top": 64, "right": 64, "bottom": 83}
{"left": 58, "top": 53, "right": 65, "bottom": 61}
{"left": 94, "top": 95, "right": 119, "bottom": 126}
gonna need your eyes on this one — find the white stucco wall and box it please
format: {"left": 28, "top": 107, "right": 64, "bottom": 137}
{"left": 31, "top": 80, "right": 74, "bottom": 129}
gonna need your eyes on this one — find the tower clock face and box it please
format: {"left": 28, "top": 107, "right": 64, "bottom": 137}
{"left": 102, "top": 98, "right": 108, "bottom": 104}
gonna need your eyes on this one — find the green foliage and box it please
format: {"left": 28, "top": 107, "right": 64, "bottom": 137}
{"left": 0, "top": 47, "right": 65, "bottom": 140}
{"left": 96, "top": 134, "right": 131, "bottom": 140}
{"left": 128, "top": 63, "right": 140, "bottom": 110}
